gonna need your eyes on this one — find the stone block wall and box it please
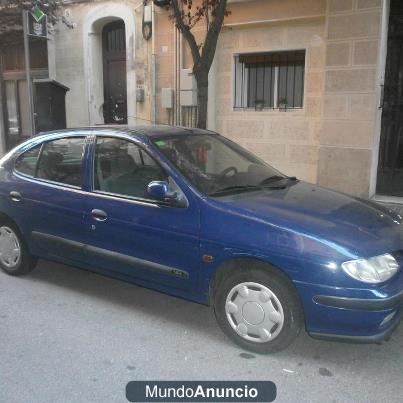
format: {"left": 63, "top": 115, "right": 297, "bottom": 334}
{"left": 214, "top": 16, "right": 326, "bottom": 183}
{"left": 317, "top": 0, "right": 382, "bottom": 196}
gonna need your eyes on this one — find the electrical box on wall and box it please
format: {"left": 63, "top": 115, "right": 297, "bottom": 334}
{"left": 180, "top": 69, "right": 197, "bottom": 106}
{"left": 162, "top": 88, "right": 173, "bottom": 109}
{"left": 180, "top": 90, "right": 197, "bottom": 107}
{"left": 180, "top": 69, "right": 196, "bottom": 91}
{"left": 136, "top": 88, "right": 145, "bottom": 103}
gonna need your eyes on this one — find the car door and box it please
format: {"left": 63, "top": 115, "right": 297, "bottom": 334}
{"left": 81, "top": 135, "right": 201, "bottom": 290}
{"left": 9, "top": 135, "right": 89, "bottom": 263}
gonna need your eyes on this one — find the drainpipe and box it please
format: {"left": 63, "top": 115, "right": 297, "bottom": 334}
{"left": 0, "top": 73, "right": 7, "bottom": 156}
{"left": 22, "top": 10, "right": 35, "bottom": 136}
{"left": 179, "top": 30, "right": 183, "bottom": 126}
{"left": 151, "top": 1, "right": 157, "bottom": 124}
{"left": 173, "top": 25, "right": 177, "bottom": 125}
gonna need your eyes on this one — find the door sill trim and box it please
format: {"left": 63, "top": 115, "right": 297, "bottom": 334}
{"left": 31, "top": 231, "right": 189, "bottom": 279}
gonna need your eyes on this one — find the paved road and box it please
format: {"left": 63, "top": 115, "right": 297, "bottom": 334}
{"left": 0, "top": 260, "right": 402, "bottom": 403}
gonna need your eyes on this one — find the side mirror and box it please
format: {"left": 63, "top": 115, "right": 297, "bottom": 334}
{"left": 147, "top": 181, "right": 178, "bottom": 202}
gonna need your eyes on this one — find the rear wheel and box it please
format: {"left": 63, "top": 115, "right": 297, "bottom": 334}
{"left": 214, "top": 265, "right": 303, "bottom": 354}
{"left": 0, "top": 222, "right": 36, "bottom": 276}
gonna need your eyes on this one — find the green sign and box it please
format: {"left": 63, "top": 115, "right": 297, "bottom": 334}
{"left": 28, "top": 7, "right": 47, "bottom": 38}
{"left": 31, "top": 5, "right": 45, "bottom": 23}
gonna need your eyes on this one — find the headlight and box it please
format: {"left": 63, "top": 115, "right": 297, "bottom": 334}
{"left": 341, "top": 253, "right": 399, "bottom": 284}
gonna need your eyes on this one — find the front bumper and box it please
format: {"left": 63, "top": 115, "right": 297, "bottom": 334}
{"left": 295, "top": 280, "right": 403, "bottom": 343}
{"left": 309, "top": 310, "right": 401, "bottom": 343}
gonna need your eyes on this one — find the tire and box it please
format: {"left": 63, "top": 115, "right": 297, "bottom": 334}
{"left": 0, "top": 220, "right": 36, "bottom": 276}
{"left": 213, "top": 264, "right": 303, "bottom": 354}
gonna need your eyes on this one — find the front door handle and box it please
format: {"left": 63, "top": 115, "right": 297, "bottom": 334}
{"left": 9, "top": 191, "right": 22, "bottom": 202}
{"left": 91, "top": 209, "right": 108, "bottom": 222}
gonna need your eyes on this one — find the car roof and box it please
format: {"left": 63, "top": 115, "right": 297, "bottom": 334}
{"left": 4, "top": 125, "right": 219, "bottom": 157}
{"left": 36, "top": 125, "right": 217, "bottom": 141}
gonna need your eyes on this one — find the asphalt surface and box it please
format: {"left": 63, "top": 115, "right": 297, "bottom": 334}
{"left": 0, "top": 260, "right": 402, "bottom": 403}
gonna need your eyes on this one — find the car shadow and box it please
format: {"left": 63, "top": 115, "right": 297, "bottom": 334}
{"left": 25, "top": 259, "right": 225, "bottom": 342}
{"left": 23, "top": 259, "right": 402, "bottom": 364}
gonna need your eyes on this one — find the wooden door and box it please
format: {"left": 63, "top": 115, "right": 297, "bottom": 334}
{"left": 102, "top": 20, "right": 127, "bottom": 124}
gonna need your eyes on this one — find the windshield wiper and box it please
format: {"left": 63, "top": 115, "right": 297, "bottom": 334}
{"left": 209, "top": 182, "right": 288, "bottom": 196}
{"left": 259, "top": 175, "right": 297, "bottom": 186}
{"left": 208, "top": 185, "right": 262, "bottom": 196}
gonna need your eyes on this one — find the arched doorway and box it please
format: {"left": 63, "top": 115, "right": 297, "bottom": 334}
{"left": 102, "top": 20, "right": 127, "bottom": 124}
{"left": 83, "top": 4, "right": 136, "bottom": 126}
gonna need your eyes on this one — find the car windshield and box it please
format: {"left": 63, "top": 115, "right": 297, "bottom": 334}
{"left": 153, "top": 133, "right": 287, "bottom": 196}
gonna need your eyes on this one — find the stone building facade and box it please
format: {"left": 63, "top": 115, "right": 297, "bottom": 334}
{"left": 1, "top": 0, "right": 400, "bottom": 201}
{"left": 153, "top": 0, "right": 389, "bottom": 199}
{"left": 49, "top": 0, "right": 152, "bottom": 127}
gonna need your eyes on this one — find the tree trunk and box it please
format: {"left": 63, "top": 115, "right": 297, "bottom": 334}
{"left": 195, "top": 69, "right": 209, "bottom": 129}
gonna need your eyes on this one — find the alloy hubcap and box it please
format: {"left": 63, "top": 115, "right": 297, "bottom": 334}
{"left": 225, "top": 282, "right": 284, "bottom": 343}
{"left": 0, "top": 226, "right": 21, "bottom": 268}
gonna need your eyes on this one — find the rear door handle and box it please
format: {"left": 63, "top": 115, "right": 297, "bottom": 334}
{"left": 10, "top": 191, "right": 22, "bottom": 202}
{"left": 91, "top": 209, "right": 108, "bottom": 222}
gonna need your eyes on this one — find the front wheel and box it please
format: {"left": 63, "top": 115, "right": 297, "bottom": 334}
{"left": 214, "top": 266, "right": 303, "bottom": 354}
{"left": 0, "top": 222, "right": 36, "bottom": 276}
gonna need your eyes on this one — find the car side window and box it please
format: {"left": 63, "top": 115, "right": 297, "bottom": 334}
{"left": 14, "top": 145, "right": 41, "bottom": 177}
{"left": 36, "top": 137, "right": 85, "bottom": 187}
{"left": 94, "top": 137, "right": 167, "bottom": 200}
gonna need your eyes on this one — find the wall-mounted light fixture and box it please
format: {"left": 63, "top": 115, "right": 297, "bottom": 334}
{"left": 142, "top": 2, "right": 152, "bottom": 40}
{"left": 153, "top": 0, "right": 171, "bottom": 6}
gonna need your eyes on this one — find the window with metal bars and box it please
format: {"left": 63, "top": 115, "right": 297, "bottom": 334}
{"left": 234, "top": 50, "right": 306, "bottom": 110}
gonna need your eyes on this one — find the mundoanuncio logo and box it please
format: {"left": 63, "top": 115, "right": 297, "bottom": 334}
{"left": 126, "top": 381, "right": 277, "bottom": 402}
{"left": 145, "top": 383, "right": 258, "bottom": 399}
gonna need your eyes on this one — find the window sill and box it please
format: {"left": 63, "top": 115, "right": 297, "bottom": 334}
{"left": 232, "top": 107, "right": 304, "bottom": 115}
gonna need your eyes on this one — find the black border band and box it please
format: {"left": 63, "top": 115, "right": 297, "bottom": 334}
{"left": 313, "top": 291, "right": 403, "bottom": 311}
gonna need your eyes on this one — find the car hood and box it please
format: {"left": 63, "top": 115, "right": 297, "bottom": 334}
{"left": 212, "top": 181, "right": 403, "bottom": 258}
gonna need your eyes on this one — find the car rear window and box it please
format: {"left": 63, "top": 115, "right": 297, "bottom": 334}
{"left": 36, "top": 137, "right": 85, "bottom": 187}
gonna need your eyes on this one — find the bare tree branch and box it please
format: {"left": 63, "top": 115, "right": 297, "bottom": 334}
{"left": 202, "top": 0, "right": 227, "bottom": 69}
{"left": 165, "top": 0, "right": 231, "bottom": 128}
{"left": 171, "top": 0, "right": 201, "bottom": 67}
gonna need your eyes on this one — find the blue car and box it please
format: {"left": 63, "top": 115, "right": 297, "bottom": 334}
{"left": 0, "top": 126, "right": 401, "bottom": 353}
